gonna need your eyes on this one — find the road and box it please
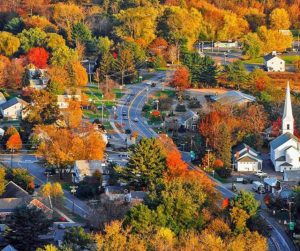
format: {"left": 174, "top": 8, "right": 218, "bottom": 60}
{"left": 111, "top": 71, "right": 297, "bottom": 251}
{"left": 0, "top": 154, "right": 91, "bottom": 218}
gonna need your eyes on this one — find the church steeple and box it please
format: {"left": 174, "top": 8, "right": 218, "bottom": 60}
{"left": 282, "top": 82, "right": 294, "bottom": 134}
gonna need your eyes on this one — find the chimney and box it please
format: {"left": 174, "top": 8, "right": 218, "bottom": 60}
{"left": 272, "top": 51, "right": 277, "bottom": 56}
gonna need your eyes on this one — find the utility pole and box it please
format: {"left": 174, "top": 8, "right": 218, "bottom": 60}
{"left": 211, "top": 40, "right": 214, "bottom": 52}
{"left": 101, "top": 102, "right": 104, "bottom": 122}
{"left": 88, "top": 60, "right": 92, "bottom": 84}
{"left": 105, "top": 75, "right": 109, "bottom": 94}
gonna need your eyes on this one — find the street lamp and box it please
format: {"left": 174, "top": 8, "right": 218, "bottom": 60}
{"left": 155, "top": 100, "right": 159, "bottom": 110}
{"left": 70, "top": 186, "right": 78, "bottom": 213}
{"left": 146, "top": 87, "right": 149, "bottom": 103}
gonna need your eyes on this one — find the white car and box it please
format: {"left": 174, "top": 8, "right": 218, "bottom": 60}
{"left": 133, "top": 117, "right": 139, "bottom": 122}
{"left": 255, "top": 170, "right": 268, "bottom": 177}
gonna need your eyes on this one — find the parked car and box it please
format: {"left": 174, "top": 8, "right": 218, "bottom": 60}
{"left": 252, "top": 181, "right": 266, "bottom": 194}
{"left": 255, "top": 170, "right": 268, "bottom": 177}
{"left": 57, "top": 223, "right": 66, "bottom": 229}
{"left": 133, "top": 117, "right": 139, "bottom": 122}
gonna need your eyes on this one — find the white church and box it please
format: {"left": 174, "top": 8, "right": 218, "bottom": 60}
{"left": 270, "top": 83, "right": 300, "bottom": 172}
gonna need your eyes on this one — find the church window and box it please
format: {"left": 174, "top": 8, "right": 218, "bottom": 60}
{"left": 287, "top": 124, "right": 290, "bottom": 130}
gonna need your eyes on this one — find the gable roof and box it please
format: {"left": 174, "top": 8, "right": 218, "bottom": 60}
{"left": 0, "top": 97, "right": 28, "bottom": 111}
{"left": 211, "top": 90, "right": 256, "bottom": 106}
{"left": 270, "top": 133, "right": 298, "bottom": 149}
{"left": 179, "top": 110, "right": 198, "bottom": 123}
{"left": 232, "top": 143, "right": 262, "bottom": 161}
{"left": 1, "top": 245, "right": 17, "bottom": 251}
{"left": 280, "top": 162, "right": 293, "bottom": 167}
{"left": 75, "top": 160, "right": 108, "bottom": 177}
{"left": 0, "top": 181, "right": 29, "bottom": 199}
{"left": 238, "top": 156, "right": 258, "bottom": 162}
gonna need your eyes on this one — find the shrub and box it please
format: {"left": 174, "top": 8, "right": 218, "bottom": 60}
{"left": 215, "top": 167, "right": 231, "bottom": 179}
{"left": 175, "top": 104, "right": 186, "bottom": 112}
{"left": 151, "top": 110, "right": 160, "bottom": 117}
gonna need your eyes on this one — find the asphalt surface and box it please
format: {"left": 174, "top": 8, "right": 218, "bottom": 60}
{"left": 111, "top": 71, "right": 297, "bottom": 251}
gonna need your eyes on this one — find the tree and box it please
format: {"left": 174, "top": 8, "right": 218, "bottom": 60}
{"left": 0, "top": 55, "right": 10, "bottom": 86}
{"left": 6, "top": 133, "right": 22, "bottom": 151}
{"left": 182, "top": 53, "right": 217, "bottom": 87}
{"left": 6, "top": 58, "right": 25, "bottom": 89}
{"left": 269, "top": 8, "right": 290, "bottom": 30}
{"left": 47, "top": 65, "right": 69, "bottom": 94}
{"left": 24, "top": 15, "right": 57, "bottom": 32}
{"left": 71, "top": 22, "right": 92, "bottom": 46}
{"left": 115, "top": 7, "right": 158, "bottom": 45}
{"left": 7, "top": 168, "right": 34, "bottom": 193}
{"left": 50, "top": 46, "right": 78, "bottom": 67}
{"left": 66, "top": 61, "right": 88, "bottom": 87}
{"left": 148, "top": 38, "right": 168, "bottom": 56}
{"left": 230, "top": 191, "right": 259, "bottom": 217}
{"left": 4, "top": 17, "right": 24, "bottom": 35}
{"left": 170, "top": 66, "right": 190, "bottom": 91}
{"left": 25, "top": 90, "right": 61, "bottom": 125}
{"left": 53, "top": 3, "right": 84, "bottom": 41}
{"left": 5, "top": 206, "right": 51, "bottom": 251}
{"left": 41, "top": 182, "right": 64, "bottom": 205}
{"left": 36, "top": 245, "right": 58, "bottom": 251}
{"left": 157, "top": 6, "right": 203, "bottom": 50}
{"left": 97, "top": 36, "right": 113, "bottom": 55}
{"left": 225, "top": 61, "right": 249, "bottom": 89}
{"left": 0, "top": 167, "right": 6, "bottom": 196}
{"left": 118, "top": 138, "right": 166, "bottom": 190}
{"left": 215, "top": 124, "right": 231, "bottom": 168}
{"left": 63, "top": 226, "right": 94, "bottom": 250}
{"left": 63, "top": 100, "right": 83, "bottom": 128}
{"left": 17, "top": 28, "right": 47, "bottom": 53}
{"left": 113, "top": 48, "right": 135, "bottom": 85}
{"left": 27, "top": 47, "right": 49, "bottom": 69}
{"left": 242, "top": 33, "right": 263, "bottom": 59}
{"left": 230, "top": 207, "right": 250, "bottom": 234}
{"left": 95, "top": 52, "right": 114, "bottom": 82}
{"left": 46, "top": 33, "right": 66, "bottom": 51}
{"left": 0, "top": 32, "right": 20, "bottom": 57}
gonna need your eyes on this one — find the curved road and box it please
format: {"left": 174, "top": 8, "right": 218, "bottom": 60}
{"left": 114, "top": 71, "right": 297, "bottom": 251}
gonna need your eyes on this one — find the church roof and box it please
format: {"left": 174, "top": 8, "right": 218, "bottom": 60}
{"left": 275, "top": 156, "right": 286, "bottom": 161}
{"left": 238, "top": 156, "right": 258, "bottom": 163}
{"left": 280, "top": 162, "right": 293, "bottom": 167}
{"left": 270, "top": 133, "right": 298, "bottom": 150}
{"left": 283, "top": 82, "right": 293, "bottom": 120}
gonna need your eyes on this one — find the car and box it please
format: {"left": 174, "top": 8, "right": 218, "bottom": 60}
{"left": 151, "top": 82, "right": 156, "bottom": 87}
{"left": 44, "top": 168, "right": 56, "bottom": 176}
{"left": 133, "top": 117, "right": 139, "bottom": 122}
{"left": 125, "top": 129, "right": 132, "bottom": 134}
{"left": 122, "top": 111, "right": 127, "bottom": 116}
{"left": 123, "top": 116, "right": 128, "bottom": 120}
{"left": 35, "top": 184, "right": 40, "bottom": 189}
{"left": 57, "top": 223, "right": 66, "bottom": 229}
{"left": 255, "top": 170, "right": 268, "bottom": 177}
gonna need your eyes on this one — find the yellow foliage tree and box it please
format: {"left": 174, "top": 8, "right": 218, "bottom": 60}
{"left": 0, "top": 32, "right": 20, "bottom": 57}
{"left": 269, "top": 8, "right": 290, "bottom": 30}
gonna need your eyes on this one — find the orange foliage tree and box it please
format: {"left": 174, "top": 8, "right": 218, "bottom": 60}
{"left": 27, "top": 47, "right": 49, "bottom": 69}
{"left": 170, "top": 66, "right": 190, "bottom": 91}
{"left": 6, "top": 133, "right": 22, "bottom": 151}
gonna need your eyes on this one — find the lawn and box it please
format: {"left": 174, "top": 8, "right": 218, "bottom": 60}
{"left": 154, "top": 89, "right": 176, "bottom": 98}
{"left": 244, "top": 55, "right": 300, "bottom": 65}
{"left": 83, "top": 109, "right": 109, "bottom": 120}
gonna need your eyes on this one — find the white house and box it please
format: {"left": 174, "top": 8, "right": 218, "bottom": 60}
{"left": 264, "top": 51, "right": 285, "bottom": 72}
{"left": 72, "top": 160, "right": 109, "bottom": 184}
{"left": 264, "top": 177, "right": 281, "bottom": 194}
{"left": 232, "top": 143, "right": 262, "bottom": 172}
{"left": 0, "top": 97, "right": 28, "bottom": 120}
{"left": 179, "top": 110, "right": 199, "bottom": 130}
{"left": 270, "top": 83, "right": 300, "bottom": 172}
{"left": 57, "top": 89, "right": 81, "bottom": 109}
{"left": 214, "top": 41, "right": 239, "bottom": 48}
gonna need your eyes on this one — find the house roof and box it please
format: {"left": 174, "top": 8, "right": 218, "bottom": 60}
{"left": 1, "top": 245, "right": 17, "bottom": 251}
{"left": 0, "top": 97, "right": 28, "bottom": 111}
{"left": 264, "top": 177, "right": 278, "bottom": 186}
{"left": 75, "top": 160, "right": 108, "bottom": 178}
{"left": 179, "top": 110, "right": 198, "bottom": 124}
{"left": 275, "top": 156, "right": 286, "bottom": 161}
{"left": 0, "top": 198, "right": 29, "bottom": 212}
{"left": 270, "top": 133, "right": 298, "bottom": 150}
{"left": 211, "top": 90, "right": 256, "bottom": 106}
{"left": 232, "top": 143, "right": 262, "bottom": 161}
{"left": 0, "top": 181, "right": 29, "bottom": 198}
{"left": 28, "top": 198, "right": 53, "bottom": 215}
{"left": 264, "top": 53, "right": 278, "bottom": 61}
{"left": 280, "top": 162, "right": 293, "bottom": 167}
{"left": 238, "top": 156, "right": 258, "bottom": 162}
